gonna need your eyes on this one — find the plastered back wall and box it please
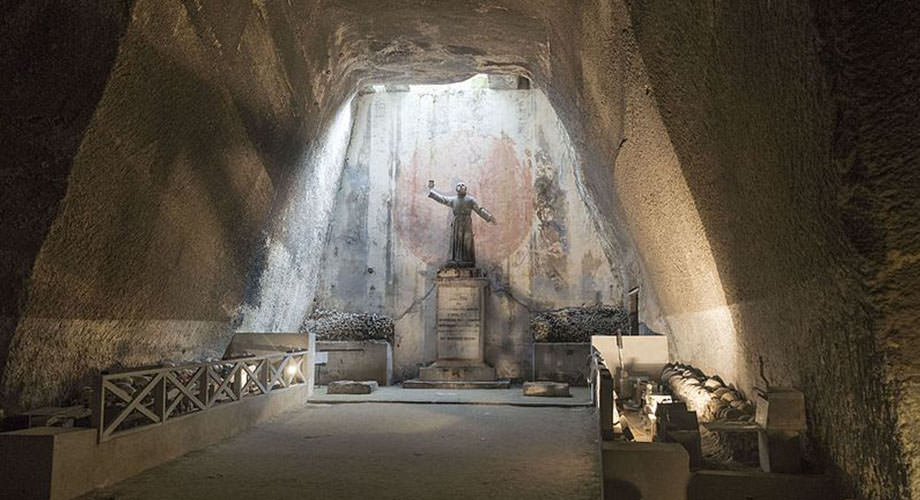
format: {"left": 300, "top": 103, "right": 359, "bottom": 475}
{"left": 316, "top": 84, "right": 622, "bottom": 380}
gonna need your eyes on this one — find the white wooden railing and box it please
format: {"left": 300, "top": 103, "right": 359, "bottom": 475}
{"left": 93, "top": 351, "right": 309, "bottom": 442}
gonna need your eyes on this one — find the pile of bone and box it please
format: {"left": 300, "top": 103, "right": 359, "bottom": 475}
{"left": 662, "top": 362, "right": 758, "bottom": 465}
{"left": 661, "top": 363, "right": 754, "bottom": 422}
{"left": 531, "top": 305, "right": 630, "bottom": 343}
{"left": 302, "top": 309, "right": 395, "bottom": 343}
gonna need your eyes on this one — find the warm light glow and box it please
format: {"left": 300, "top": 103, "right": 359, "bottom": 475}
{"left": 285, "top": 364, "right": 297, "bottom": 377}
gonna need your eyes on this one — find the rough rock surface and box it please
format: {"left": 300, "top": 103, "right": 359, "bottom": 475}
{"left": 531, "top": 306, "right": 629, "bottom": 343}
{"left": 302, "top": 309, "right": 394, "bottom": 344}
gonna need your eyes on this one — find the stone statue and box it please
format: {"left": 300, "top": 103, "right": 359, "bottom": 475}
{"left": 427, "top": 180, "right": 496, "bottom": 268}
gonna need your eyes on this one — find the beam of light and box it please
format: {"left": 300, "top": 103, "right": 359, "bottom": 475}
{"left": 237, "top": 95, "right": 355, "bottom": 332}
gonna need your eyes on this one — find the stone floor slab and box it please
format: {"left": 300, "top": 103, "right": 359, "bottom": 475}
{"left": 311, "top": 385, "right": 591, "bottom": 407}
{"left": 79, "top": 403, "right": 601, "bottom": 500}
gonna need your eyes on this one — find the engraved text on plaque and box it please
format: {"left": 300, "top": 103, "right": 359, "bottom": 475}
{"left": 436, "top": 282, "right": 485, "bottom": 360}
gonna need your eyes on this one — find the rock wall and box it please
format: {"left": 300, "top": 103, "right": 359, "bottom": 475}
{"left": 811, "top": 1, "right": 920, "bottom": 495}
{"left": 316, "top": 83, "right": 624, "bottom": 380}
{"left": 0, "top": 0, "right": 352, "bottom": 410}
{"left": 589, "top": 1, "right": 915, "bottom": 497}
{"left": 0, "top": 0, "right": 133, "bottom": 410}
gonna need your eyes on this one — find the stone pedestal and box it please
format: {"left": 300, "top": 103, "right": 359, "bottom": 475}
{"left": 405, "top": 268, "right": 509, "bottom": 389}
{"left": 433, "top": 267, "right": 488, "bottom": 363}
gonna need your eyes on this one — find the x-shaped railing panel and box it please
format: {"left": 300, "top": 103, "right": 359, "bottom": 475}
{"left": 95, "top": 350, "right": 309, "bottom": 442}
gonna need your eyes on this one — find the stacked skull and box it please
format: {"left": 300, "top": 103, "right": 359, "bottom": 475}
{"left": 661, "top": 362, "right": 758, "bottom": 465}
{"left": 302, "top": 309, "right": 395, "bottom": 343}
{"left": 531, "top": 305, "right": 630, "bottom": 343}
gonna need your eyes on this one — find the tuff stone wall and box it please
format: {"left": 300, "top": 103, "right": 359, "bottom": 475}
{"left": 0, "top": 0, "right": 133, "bottom": 411}
{"left": 810, "top": 2, "right": 920, "bottom": 495}
{"left": 0, "top": 0, "right": 353, "bottom": 410}
{"left": 599, "top": 2, "right": 916, "bottom": 497}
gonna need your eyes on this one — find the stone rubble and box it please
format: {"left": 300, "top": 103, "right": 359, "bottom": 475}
{"left": 531, "top": 305, "right": 630, "bottom": 343}
{"left": 302, "top": 309, "right": 395, "bottom": 343}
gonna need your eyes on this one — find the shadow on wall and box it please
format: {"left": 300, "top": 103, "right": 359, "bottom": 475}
{"left": 605, "top": 480, "right": 642, "bottom": 500}
{"left": 0, "top": 0, "right": 134, "bottom": 409}
{"left": 2, "top": 36, "right": 283, "bottom": 410}
{"left": 0, "top": 0, "right": 331, "bottom": 409}
{"left": 18, "top": 36, "right": 275, "bottom": 322}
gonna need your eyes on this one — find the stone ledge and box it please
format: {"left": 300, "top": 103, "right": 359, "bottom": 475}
{"left": 327, "top": 380, "right": 379, "bottom": 394}
{"left": 401, "top": 379, "right": 511, "bottom": 389}
{"left": 418, "top": 362, "right": 496, "bottom": 382}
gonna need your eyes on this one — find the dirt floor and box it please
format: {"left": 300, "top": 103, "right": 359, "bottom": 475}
{"left": 80, "top": 403, "right": 601, "bottom": 500}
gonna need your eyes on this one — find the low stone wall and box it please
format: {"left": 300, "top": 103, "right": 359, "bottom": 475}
{"left": 532, "top": 343, "right": 591, "bottom": 386}
{"left": 0, "top": 385, "right": 308, "bottom": 500}
{"left": 316, "top": 340, "right": 392, "bottom": 386}
{"left": 591, "top": 335, "right": 669, "bottom": 379}
{"left": 602, "top": 441, "right": 690, "bottom": 500}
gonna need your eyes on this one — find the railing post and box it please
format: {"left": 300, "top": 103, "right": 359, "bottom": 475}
{"left": 154, "top": 374, "right": 167, "bottom": 424}
{"left": 232, "top": 361, "right": 243, "bottom": 399}
{"left": 261, "top": 358, "right": 270, "bottom": 393}
{"left": 200, "top": 366, "right": 211, "bottom": 407}
{"left": 305, "top": 332, "right": 316, "bottom": 397}
{"left": 92, "top": 374, "right": 104, "bottom": 443}
{"left": 599, "top": 366, "right": 615, "bottom": 441}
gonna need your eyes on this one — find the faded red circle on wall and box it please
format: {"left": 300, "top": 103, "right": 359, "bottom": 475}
{"left": 394, "top": 132, "right": 534, "bottom": 266}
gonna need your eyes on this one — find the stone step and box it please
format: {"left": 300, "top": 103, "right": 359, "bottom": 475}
{"left": 418, "top": 363, "right": 496, "bottom": 381}
{"left": 401, "top": 379, "right": 512, "bottom": 389}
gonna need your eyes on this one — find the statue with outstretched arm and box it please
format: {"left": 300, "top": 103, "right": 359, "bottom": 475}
{"left": 426, "top": 180, "right": 496, "bottom": 268}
